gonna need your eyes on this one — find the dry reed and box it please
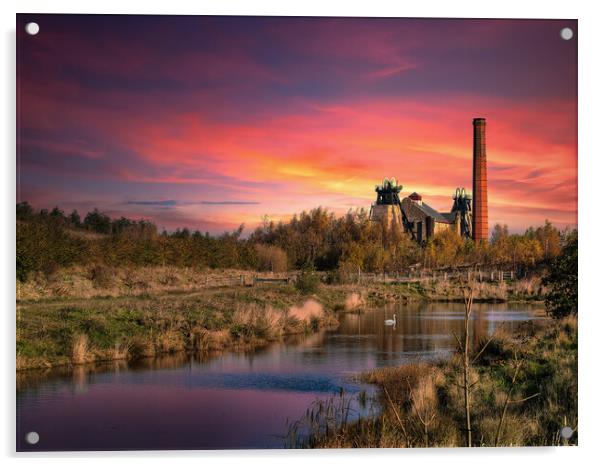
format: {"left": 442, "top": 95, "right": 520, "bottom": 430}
{"left": 344, "top": 292, "right": 365, "bottom": 311}
{"left": 71, "top": 334, "right": 89, "bottom": 364}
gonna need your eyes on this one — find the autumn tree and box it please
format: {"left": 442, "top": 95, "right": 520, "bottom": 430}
{"left": 254, "top": 243, "right": 288, "bottom": 272}
{"left": 542, "top": 231, "right": 577, "bottom": 318}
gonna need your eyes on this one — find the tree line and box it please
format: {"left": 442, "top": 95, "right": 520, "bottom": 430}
{"left": 16, "top": 202, "right": 575, "bottom": 282}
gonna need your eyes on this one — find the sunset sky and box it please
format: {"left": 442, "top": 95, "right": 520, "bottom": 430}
{"left": 17, "top": 15, "right": 577, "bottom": 234}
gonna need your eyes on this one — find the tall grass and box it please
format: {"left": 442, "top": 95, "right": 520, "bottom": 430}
{"left": 231, "top": 304, "right": 285, "bottom": 340}
{"left": 110, "top": 341, "right": 130, "bottom": 360}
{"left": 195, "top": 329, "right": 232, "bottom": 351}
{"left": 17, "top": 283, "right": 343, "bottom": 369}
{"left": 17, "top": 266, "right": 262, "bottom": 301}
{"left": 71, "top": 334, "right": 89, "bottom": 364}
{"left": 344, "top": 292, "right": 365, "bottom": 311}
{"left": 286, "top": 391, "right": 372, "bottom": 448}
{"left": 287, "top": 299, "right": 338, "bottom": 332}
{"left": 289, "top": 317, "right": 577, "bottom": 448}
{"left": 287, "top": 299, "right": 324, "bottom": 322}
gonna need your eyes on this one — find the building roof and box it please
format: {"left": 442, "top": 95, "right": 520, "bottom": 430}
{"left": 415, "top": 202, "right": 453, "bottom": 224}
{"left": 442, "top": 212, "right": 457, "bottom": 223}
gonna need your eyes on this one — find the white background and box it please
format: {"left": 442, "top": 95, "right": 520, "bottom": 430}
{"left": 1, "top": 0, "right": 600, "bottom": 465}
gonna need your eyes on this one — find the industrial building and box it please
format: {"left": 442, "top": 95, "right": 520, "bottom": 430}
{"left": 369, "top": 118, "right": 489, "bottom": 243}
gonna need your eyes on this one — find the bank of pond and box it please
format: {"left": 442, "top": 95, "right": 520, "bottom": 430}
{"left": 17, "top": 301, "right": 575, "bottom": 450}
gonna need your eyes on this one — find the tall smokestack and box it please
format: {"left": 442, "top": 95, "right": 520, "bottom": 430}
{"left": 472, "top": 118, "right": 488, "bottom": 243}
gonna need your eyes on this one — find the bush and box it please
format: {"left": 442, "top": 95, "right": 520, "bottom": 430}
{"left": 254, "top": 243, "right": 288, "bottom": 272}
{"left": 295, "top": 266, "right": 321, "bottom": 294}
{"left": 325, "top": 268, "right": 346, "bottom": 285}
{"left": 16, "top": 247, "right": 33, "bottom": 282}
{"left": 543, "top": 231, "right": 577, "bottom": 318}
{"left": 88, "top": 264, "right": 116, "bottom": 289}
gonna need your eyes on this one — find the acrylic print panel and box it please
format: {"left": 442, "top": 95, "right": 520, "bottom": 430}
{"left": 16, "top": 14, "right": 578, "bottom": 451}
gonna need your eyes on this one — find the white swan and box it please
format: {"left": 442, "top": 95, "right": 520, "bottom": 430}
{"left": 385, "top": 314, "right": 396, "bottom": 326}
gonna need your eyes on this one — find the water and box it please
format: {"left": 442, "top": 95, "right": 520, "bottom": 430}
{"left": 16, "top": 302, "right": 544, "bottom": 451}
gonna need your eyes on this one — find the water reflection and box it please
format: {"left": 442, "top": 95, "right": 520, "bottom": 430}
{"left": 16, "top": 301, "right": 544, "bottom": 451}
{"left": 336, "top": 302, "right": 539, "bottom": 359}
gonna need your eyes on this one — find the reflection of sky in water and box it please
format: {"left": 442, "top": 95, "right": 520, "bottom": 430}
{"left": 17, "top": 302, "right": 543, "bottom": 451}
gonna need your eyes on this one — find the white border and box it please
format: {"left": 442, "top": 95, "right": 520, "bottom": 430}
{"left": 2, "top": 1, "right": 601, "bottom": 465}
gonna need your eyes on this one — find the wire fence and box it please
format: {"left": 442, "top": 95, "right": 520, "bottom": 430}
{"left": 203, "top": 268, "right": 523, "bottom": 288}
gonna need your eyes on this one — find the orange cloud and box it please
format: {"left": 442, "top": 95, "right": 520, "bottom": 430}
{"left": 17, "top": 16, "right": 576, "bottom": 234}
{"left": 106, "top": 94, "right": 574, "bottom": 233}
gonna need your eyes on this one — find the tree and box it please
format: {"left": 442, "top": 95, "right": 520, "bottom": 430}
{"left": 16, "top": 202, "right": 34, "bottom": 221}
{"left": 69, "top": 210, "right": 82, "bottom": 228}
{"left": 50, "top": 206, "right": 64, "bottom": 219}
{"left": 428, "top": 229, "right": 463, "bottom": 268}
{"left": 254, "top": 244, "right": 288, "bottom": 272}
{"left": 491, "top": 224, "right": 509, "bottom": 244}
{"left": 542, "top": 231, "right": 577, "bottom": 318}
{"left": 295, "top": 264, "right": 321, "bottom": 294}
{"left": 84, "top": 209, "right": 111, "bottom": 234}
{"left": 533, "top": 220, "right": 561, "bottom": 261}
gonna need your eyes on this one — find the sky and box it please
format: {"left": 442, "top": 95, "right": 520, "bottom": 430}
{"left": 17, "top": 15, "right": 577, "bottom": 234}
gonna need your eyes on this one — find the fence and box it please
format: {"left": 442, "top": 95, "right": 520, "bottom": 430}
{"left": 345, "top": 269, "right": 520, "bottom": 285}
{"left": 196, "top": 269, "right": 520, "bottom": 289}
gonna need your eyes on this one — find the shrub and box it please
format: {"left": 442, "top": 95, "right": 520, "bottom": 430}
{"left": 127, "top": 335, "right": 155, "bottom": 359}
{"left": 254, "top": 243, "right": 288, "bottom": 272}
{"left": 16, "top": 247, "right": 33, "bottom": 282}
{"left": 295, "top": 266, "right": 321, "bottom": 294}
{"left": 230, "top": 304, "right": 285, "bottom": 340}
{"left": 88, "top": 264, "right": 115, "bottom": 289}
{"left": 230, "top": 323, "right": 255, "bottom": 340}
{"left": 543, "top": 231, "right": 577, "bottom": 318}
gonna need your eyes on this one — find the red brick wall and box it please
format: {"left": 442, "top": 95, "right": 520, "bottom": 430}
{"left": 472, "top": 118, "right": 488, "bottom": 243}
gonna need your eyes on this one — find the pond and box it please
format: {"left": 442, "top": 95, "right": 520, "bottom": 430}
{"left": 16, "top": 301, "right": 544, "bottom": 451}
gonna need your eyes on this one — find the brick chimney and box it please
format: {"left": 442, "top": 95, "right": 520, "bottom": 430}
{"left": 472, "top": 118, "right": 488, "bottom": 243}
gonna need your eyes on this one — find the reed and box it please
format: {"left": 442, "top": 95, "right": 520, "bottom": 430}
{"left": 289, "top": 316, "right": 577, "bottom": 448}
{"left": 287, "top": 299, "right": 324, "bottom": 322}
{"left": 109, "top": 341, "right": 130, "bottom": 360}
{"left": 344, "top": 292, "right": 365, "bottom": 311}
{"left": 196, "top": 329, "right": 232, "bottom": 351}
{"left": 71, "top": 333, "right": 89, "bottom": 365}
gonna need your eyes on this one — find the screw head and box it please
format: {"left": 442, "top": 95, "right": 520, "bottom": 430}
{"left": 560, "top": 27, "right": 574, "bottom": 41}
{"left": 25, "top": 22, "right": 40, "bottom": 35}
{"left": 560, "top": 426, "right": 574, "bottom": 439}
{"left": 25, "top": 431, "right": 40, "bottom": 445}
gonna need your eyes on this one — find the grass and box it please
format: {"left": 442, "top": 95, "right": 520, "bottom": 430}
{"left": 287, "top": 316, "right": 577, "bottom": 448}
{"left": 16, "top": 283, "right": 342, "bottom": 370}
{"left": 16, "top": 266, "right": 546, "bottom": 370}
{"left": 17, "top": 265, "right": 259, "bottom": 301}
{"left": 419, "top": 277, "right": 545, "bottom": 302}
{"left": 17, "top": 266, "right": 545, "bottom": 303}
